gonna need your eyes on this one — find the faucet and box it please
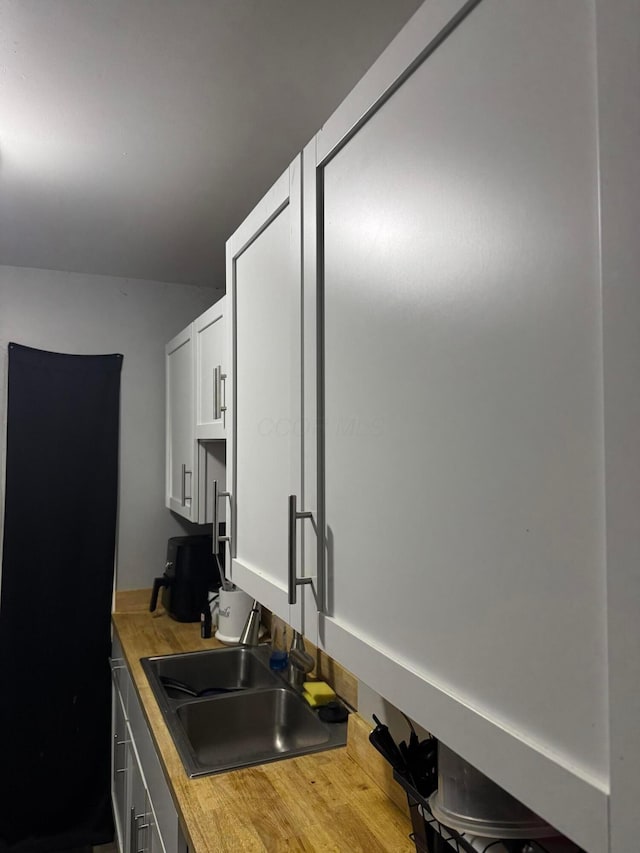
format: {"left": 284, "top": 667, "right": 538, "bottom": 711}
{"left": 288, "top": 630, "right": 314, "bottom": 691}
{"left": 239, "top": 600, "right": 261, "bottom": 646}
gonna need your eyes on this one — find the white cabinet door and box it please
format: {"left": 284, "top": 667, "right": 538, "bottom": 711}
{"left": 226, "top": 155, "right": 313, "bottom": 633}
{"left": 166, "top": 315, "right": 226, "bottom": 525}
{"left": 165, "top": 325, "right": 197, "bottom": 521}
{"left": 307, "top": 1, "right": 606, "bottom": 850}
{"left": 194, "top": 297, "right": 227, "bottom": 440}
{"left": 126, "top": 736, "right": 148, "bottom": 853}
{"left": 147, "top": 808, "right": 166, "bottom": 853}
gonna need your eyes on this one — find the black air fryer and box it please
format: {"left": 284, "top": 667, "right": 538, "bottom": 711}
{"left": 149, "top": 534, "right": 221, "bottom": 622}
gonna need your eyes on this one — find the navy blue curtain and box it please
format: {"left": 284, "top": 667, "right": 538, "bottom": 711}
{"left": 0, "top": 343, "right": 122, "bottom": 852}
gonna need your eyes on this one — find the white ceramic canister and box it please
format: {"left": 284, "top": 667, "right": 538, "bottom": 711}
{"left": 215, "top": 587, "right": 253, "bottom": 643}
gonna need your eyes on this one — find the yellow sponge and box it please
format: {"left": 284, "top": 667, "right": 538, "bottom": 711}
{"left": 302, "top": 681, "right": 336, "bottom": 707}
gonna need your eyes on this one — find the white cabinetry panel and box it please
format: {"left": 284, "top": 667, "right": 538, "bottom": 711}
{"left": 166, "top": 298, "right": 226, "bottom": 525}
{"left": 310, "top": 0, "right": 607, "bottom": 849}
{"left": 235, "top": 211, "right": 293, "bottom": 587}
{"left": 226, "top": 157, "right": 309, "bottom": 630}
{"left": 165, "top": 326, "right": 197, "bottom": 520}
{"left": 195, "top": 297, "right": 227, "bottom": 440}
{"left": 598, "top": 2, "right": 640, "bottom": 852}
{"left": 198, "top": 0, "right": 636, "bottom": 847}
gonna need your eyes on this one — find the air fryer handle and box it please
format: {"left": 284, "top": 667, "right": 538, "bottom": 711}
{"left": 149, "top": 576, "right": 169, "bottom": 612}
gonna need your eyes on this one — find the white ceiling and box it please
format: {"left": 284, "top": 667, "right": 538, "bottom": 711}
{"left": 0, "top": 0, "right": 423, "bottom": 288}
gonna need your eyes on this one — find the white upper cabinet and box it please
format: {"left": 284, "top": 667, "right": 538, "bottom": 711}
{"left": 304, "top": 1, "right": 623, "bottom": 850}
{"left": 226, "top": 155, "right": 315, "bottom": 634}
{"left": 194, "top": 297, "right": 227, "bottom": 440}
{"left": 165, "top": 324, "right": 197, "bottom": 521}
{"left": 166, "top": 297, "right": 226, "bottom": 524}
{"left": 163, "top": 0, "right": 636, "bottom": 847}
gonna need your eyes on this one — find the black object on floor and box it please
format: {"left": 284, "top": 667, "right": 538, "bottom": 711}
{"left": 0, "top": 343, "right": 122, "bottom": 852}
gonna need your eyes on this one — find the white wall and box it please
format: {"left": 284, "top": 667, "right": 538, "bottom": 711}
{"left": 0, "top": 265, "right": 219, "bottom": 590}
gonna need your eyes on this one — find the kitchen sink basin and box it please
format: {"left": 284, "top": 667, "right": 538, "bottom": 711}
{"left": 141, "top": 646, "right": 348, "bottom": 777}
{"left": 176, "top": 687, "right": 331, "bottom": 773}
{"left": 143, "top": 646, "right": 279, "bottom": 696}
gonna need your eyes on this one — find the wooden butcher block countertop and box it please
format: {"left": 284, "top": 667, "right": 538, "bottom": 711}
{"left": 112, "top": 607, "right": 413, "bottom": 853}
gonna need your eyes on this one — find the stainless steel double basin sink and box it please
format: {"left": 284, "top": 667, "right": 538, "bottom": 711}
{"left": 141, "top": 646, "right": 347, "bottom": 777}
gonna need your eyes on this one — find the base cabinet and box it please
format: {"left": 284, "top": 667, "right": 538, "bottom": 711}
{"left": 126, "top": 741, "right": 149, "bottom": 853}
{"left": 110, "top": 638, "right": 181, "bottom": 853}
{"left": 111, "top": 669, "right": 128, "bottom": 852}
{"left": 126, "top": 739, "right": 166, "bottom": 853}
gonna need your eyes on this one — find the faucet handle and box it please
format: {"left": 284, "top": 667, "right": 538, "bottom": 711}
{"left": 289, "top": 647, "right": 314, "bottom": 673}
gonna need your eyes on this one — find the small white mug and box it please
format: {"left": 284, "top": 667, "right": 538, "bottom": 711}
{"left": 215, "top": 587, "right": 253, "bottom": 643}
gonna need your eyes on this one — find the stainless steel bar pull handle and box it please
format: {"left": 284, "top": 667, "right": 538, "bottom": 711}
{"left": 130, "top": 807, "right": 138, "bottom": 853}
{"left": 213, "top": 365, "right": 220, "bottom": 420}
{"left": 212, "top": 479, "right": 231, "bottom": 555}
{"left": 288, "top": 494, "right": 313, "bottom": 606}
{"left": 137, "top": 817, "right": 150, "bottom": 853}
{"left": 213, "top": 365, "right": 227, "bottom": 421}
{"left": 212, "top": 479, "right": 219, "bottom": 552}
{"left": 131, "top": 810, "right": 148, "bottom": 853}
{"left": 181, "top": 464, "right": 192, "bottom": 506}
{"left": 114, "top": 731, "right": 128, "bottom": 772}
